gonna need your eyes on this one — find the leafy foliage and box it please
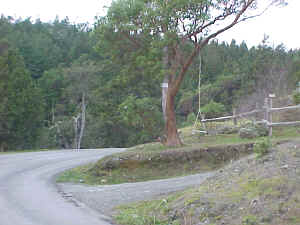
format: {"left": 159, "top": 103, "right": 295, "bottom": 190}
{"left": 119, "top": 96, "right": 163, "bottom": 143}
{"left": 201, "top": 101, "right": 226, "bottom": 119}
{"left": 0, "top": 11, "right": 297, "bottom": 150}
{"left": 292, "top": 91, "right": 300, "bottom": 105}
{"left": 253, "top": 137, "right": 272, "bottom": 158}
{"left": 0, "top": 39, "right": 44, "bottom": 150}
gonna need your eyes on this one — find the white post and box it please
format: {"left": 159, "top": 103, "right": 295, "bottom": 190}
{"left": 264, "top": 98, "right": 269, "bottom": 122}
{"left": 162, "top": 46, "right": 169, "bottom": 123}
{"left": 268, "top": 93, "right": 276, "bottom": 137}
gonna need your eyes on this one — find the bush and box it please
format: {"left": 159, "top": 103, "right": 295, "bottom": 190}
{"left": 253, "top": 138, "right": 272, "bottom": 158}
{"left": 181, "top": 112, "right": 197, "bottom": 127}
{"left": 202, "top": 100, "right": 226, "bottom": 119}
{"left": 219, "top": 126, "right": 239, "bottom": 134}
{"left": 239, "top": 123, "right": 268, "bottom": 139}
{"left": 254, "top": 124, "right": 269, "bottom": 137}
{"left": 292, "top": 91, "right": 300, "bottom": 105}
{"left": 239, "top": 127, "right": 259, "bottom": 139}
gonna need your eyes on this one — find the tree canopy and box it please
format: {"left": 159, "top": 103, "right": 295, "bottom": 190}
{"left": 0, "top": 4, "right": 296, "bottom": 151}
{"left": 95, "top": 0, "right": 287, "bottom": 146}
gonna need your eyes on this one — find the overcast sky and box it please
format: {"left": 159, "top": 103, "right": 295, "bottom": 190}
{"left": 2, "top": 0, "right": 299, "bottom": 49}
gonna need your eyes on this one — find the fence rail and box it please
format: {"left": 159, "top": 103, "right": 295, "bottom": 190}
{"left": 201, "top": 115, "right": 234, "bottom": 123}
{"left": 269, "top": 104, "right": 300, "bottom": 113}
{"left": 269, "top": 121, "right": 300, "bottom": 127}
{"left": 201, "top": 109, "right": 262, "bottom": 123}
{"left": 199, "top": 98, "right": 300, "bottom": 136}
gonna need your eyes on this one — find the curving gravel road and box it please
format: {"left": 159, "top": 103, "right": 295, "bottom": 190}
{"left": 0, "top": 149, "right": 125, "bottom": 225}
{"left": 0, "top": 149, "right": 213, "bottom": 225}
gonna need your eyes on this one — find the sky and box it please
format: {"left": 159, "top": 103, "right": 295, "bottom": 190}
{"left": 1, "top": 0, "right": 299, "bottom": 50}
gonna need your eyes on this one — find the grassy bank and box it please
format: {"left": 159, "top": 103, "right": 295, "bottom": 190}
{"left": 114, "top": 140, "right": 300, "bottom": 225}
{"left": 57, "top": 142, "right": 254, "bottom": 185}
{"left": 56, "top": 126, "right": 300, "bottom": 185}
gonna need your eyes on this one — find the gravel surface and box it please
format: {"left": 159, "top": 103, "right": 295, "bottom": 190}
{"left": 57, "top": 172, "right": 213, "bottom": 216}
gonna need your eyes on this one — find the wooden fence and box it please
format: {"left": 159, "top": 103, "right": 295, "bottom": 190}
{"left": 200, "top": 97, "right": 300, "bottom": 136}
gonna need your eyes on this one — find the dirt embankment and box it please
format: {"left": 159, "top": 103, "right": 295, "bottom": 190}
{"left": 96, "top": 143, "right": 254, "bottom": 171}
{"left": 84, "top": 143, "right": 255, "bottom": 185}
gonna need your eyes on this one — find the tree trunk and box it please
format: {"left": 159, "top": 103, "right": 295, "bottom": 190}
{"left": 73, "top": 114, "right": 80, "bottom": 149}
{"left": 164, "top": 90, "right": 182, "bottom": 147}
{"left": 161, "top": 46, "right": 183, "bottom": 147}
{"left": 77, "top": 92, "right": 86, "bottom": 150}
{"left": 55, "top": 122, "right": 70, "bottom": 149}
{"left": 51, "top": 101, "right": 55, "bottom": 125}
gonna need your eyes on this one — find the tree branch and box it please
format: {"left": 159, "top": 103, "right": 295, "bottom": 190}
{"left": 121, "top": 31, "right": 142, "bottom": 49}
{"left": 170, "top": 0, "right": 256, "bottom": 96}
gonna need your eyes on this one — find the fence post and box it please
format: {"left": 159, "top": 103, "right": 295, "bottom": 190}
{"left": 269, "top": 98, "right": 273, "bottom": 136}
{"left": 264, "top": 98, "right": 269, "bottom": 122}
{"left": 268, "top": 94, "right": 276, "bottom": 137}
{"left": 233, "top": 108, "right": 237, "bottom": 126}
{"left": 263, "top": 97, "right": 272, "bottom": 136}
{"left": 255, "top": 102, "right": 259, "bottom": 122}
{"left": 201, "top": 114, "right": 207, "bottom": 132}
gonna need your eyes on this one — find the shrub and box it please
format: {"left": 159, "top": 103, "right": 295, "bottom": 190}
{"left": 292, "top": 90, "right": 300, "bottom": 105}
{"left": 239, "top": 123, "right": 268, "bottom": 138}
{"left": 187, "top": 112, "right": 196, "bottom": 123}
{"left": 201, "top": 100, "right": 226, "bottom": 119}
{"left": 253, "top": 138, "right": 272, "bottom": 158}
{"left": 219, "top": 126, "right": 239, "bottom": 134}
{"left": 254, "top": 124, "right": 269, "bottom": 137}
{"left": 239, "top": 127, "right": 259, "bottom": 139}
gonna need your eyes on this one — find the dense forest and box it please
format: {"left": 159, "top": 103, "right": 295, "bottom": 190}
{"left": 1, "top": 15, "right": 300, "bottom": 151}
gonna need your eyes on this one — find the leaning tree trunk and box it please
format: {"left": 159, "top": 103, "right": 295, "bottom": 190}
{"left": 73, "top": 114, "right": 80, "bottom": 149}
{"left": 77, "top": 92, "right": 86, "bottom": 150}
{"left": 164, "top": 89, "right": 183, "bottom": 147}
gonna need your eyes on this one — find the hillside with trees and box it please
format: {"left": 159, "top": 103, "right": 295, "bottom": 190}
{"left": 0, "top": 10, "right": 299, "bottom": 151}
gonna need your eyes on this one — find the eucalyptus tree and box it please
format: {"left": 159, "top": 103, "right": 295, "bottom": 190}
{"left": 96, "top": 0, "right": 287, "bottom": 146}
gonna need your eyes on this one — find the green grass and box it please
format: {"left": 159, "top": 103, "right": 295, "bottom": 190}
{"left": 56, "top": 126, "right": 300, "bottom": 186}
{"left": 57, "top": 158, "right": 216, "bottom": 185}
{"left": 56, "top": 163, "right": 98, "bottom": 183}
{"left": 115, "top": 199, "right": 172, "bottom": 225}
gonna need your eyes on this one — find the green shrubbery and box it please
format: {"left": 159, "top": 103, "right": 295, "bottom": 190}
{"left": 119, "top": 96, "right": 164, "bottom": 145}
{"left": 239, "top": 123, "right": 269, "bottom": 139}
{"left": 202, "top": 100, "right": 226, "bottom": 119}
{"left": 253, "top": 138, "right": 272, "bottom": 158}
{"left": 292, "top": 90, "right": 300, "bottom": 105}
{"left": 181, "top": 112, "right": 197, "bottom": 127}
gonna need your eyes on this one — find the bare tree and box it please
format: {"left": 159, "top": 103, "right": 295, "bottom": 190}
{"left": 65, "top": 60, "right": 99, "bottom": 150}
